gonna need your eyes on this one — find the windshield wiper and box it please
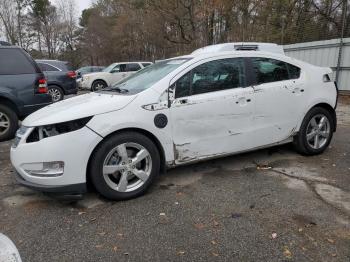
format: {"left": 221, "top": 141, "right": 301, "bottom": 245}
{"left": 103, "top": 87, "right": 129, "bottom": 93}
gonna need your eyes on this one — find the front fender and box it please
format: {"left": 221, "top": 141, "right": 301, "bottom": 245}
{"left": 87, "top": 108, "right": 175, "bottom": 163}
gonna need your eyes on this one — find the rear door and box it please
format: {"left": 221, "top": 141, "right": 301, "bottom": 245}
{"left": 248, "top": 57, "right": 304, "bottom": 146}
{"left": 170, "top": 58, "right": 255, "bottom": 163}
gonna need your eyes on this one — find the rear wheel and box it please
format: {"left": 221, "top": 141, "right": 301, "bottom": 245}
{"left": 0, "top": 104, "right": 18, "bottom": 142}
{"left": 91, "top": 80, "right": 107, "bottom": 91}
{"left": 89, "top": 132, "right": 160, "bottom": 200}
{"left": 48, "top": 85, "right": 64, "bottom": 102}
{"left": 294, "top": 107, "right": 334, "bottom": 155}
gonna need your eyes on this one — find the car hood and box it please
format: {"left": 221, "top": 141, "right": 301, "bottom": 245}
{"left": 22, "top": 92, "right": 136, "bottom": 127}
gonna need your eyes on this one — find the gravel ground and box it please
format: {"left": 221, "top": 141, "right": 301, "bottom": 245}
{"left": 0, "top": 95, "right": 349, "bottom": 262}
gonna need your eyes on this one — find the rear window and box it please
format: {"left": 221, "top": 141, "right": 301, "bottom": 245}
{"left": 0, "top": 49, "right": 37, "bottom": 75}
{"left": 37, "top": 63, "right": 59, "bottom": 72}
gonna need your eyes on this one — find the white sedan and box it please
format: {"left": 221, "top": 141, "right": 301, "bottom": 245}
{"left": 11, "top": 43, "right": 338, "bottom": 200}
{"left": 79, "top": 61, "right": 152, "bottom": 91}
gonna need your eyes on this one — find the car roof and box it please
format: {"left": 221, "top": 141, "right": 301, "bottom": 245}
{"left": 0, "top": 45, "right": 21, "bottom": 49}
{"left": 192, "top": 43, "right": 285, "bottom": 55}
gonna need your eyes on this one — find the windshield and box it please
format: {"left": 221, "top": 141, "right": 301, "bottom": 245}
{"left": 104, "top": 58, "right": 191, "bottom": 94}
{"left": 103, "top": 63, "right": 116, "bottom": 72}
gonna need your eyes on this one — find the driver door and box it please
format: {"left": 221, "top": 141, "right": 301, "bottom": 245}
{"left": 170, "top": 58, "right": 256, "bottom": 164}
{"left": 109, "top": 64, "right": 127, "bottom": 85}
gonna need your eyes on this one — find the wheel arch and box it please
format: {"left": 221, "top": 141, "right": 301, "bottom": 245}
{"left": 86, "top": 127, "right": 167, "bottom": 188}
{"left": 0, "top": 95, "right": 20, "bottom": 116}
{"left": 92, "top": 79, "right": 108, "bottom": 89}
{"left": 310, "top": 103, "right": 337, "bottom": 132}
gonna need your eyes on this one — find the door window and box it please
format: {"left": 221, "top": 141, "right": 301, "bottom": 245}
{"left": 287, "top": 63, "right": 301, "bottom": 79}
{"left": 37, "top": 63, "right": 59, "bottom": 72}
{"left": 126, "top": 63, "right": 141, "bottom": 72}
{"left": 174, "top": 58, "right": 245, "bottom": 98}
{"left": 251, "top": 58, "right": 289, "bottom": 84}
{"left": 111, "top": 65, "right": 121, "bottom": 73}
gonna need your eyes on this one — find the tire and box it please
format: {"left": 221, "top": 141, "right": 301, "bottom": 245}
{"left": 48, "top": 85, "right": 64, "bottom": 102}
{"left": 91, "top": 80, "right": 107, "bottom": 91}
{"left": 89, "top": 132, "right": 160, "bottom": 200}
{"left": 294, "top": 107, "right": 334, "bottom": 155}
{"left": 0, "top": 104, "right": 18, "bottom": 142}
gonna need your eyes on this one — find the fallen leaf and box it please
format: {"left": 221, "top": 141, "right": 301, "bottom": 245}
{"left": 331, "top": 253, "right": 337, "bottom": 257}
{"left": 95, "top": 245, "right": 103, "bottom": 249}
{"left": 213, "top": 220, "right": 219, "bottom": 227}
{"left": 298, "top": 228, "right": 303, "bottom": 232}
{"left": 211, "top": 240, "right": 217, "bottom": 245}
{"left": 123, "top": 252, "right": 129, "bottom": 256}
{"left": 160, "top": 213, "right": 166, "bottom": 216}
{"left": 78, "top": 212, "right": 86, "bottom": 215}
{"left": 112, "top": 246, "right": 118, "bottom": 252}
{"left": 98, "top": 232, "right": 106, "bottom": 236}
{"left": 194, "top": 223, "right": 205, "bottom": 230}
{"left": 177, "top": 250, "right": 185, "bottom": 255}
{"left": 271, "top": 232, "right": 277, "bottom": 239}
{"left": 327, "top": 238, "right": 335, "bottom": 244}
{"left": 257, "top": 164, "right": 272, "bottom": 170}
{"left": 283, "top": 247, "right": 292, "bottom": 259}
{"left": 174, "top": 202, "right": 179, "bottom": 205}
{"left": 212, "top": 252, "right": 219, "bottom": 257}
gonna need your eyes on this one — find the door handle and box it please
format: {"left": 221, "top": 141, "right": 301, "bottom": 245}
{"left": 235, "top": 97, "right": 250, "bottom": 105}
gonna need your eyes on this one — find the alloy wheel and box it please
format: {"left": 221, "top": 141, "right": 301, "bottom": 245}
{"left": 102, "top": 142, "right": 152, "bottom": 192}
{"left": 306, "top": 114, "right": 331, "bottom": 150}
{"left": 0, "top": 112, "right": 10, "bottom": 135}
{"left": 48, "top": 88, "right": 62, "bottom": 102}
{"left": 94, "top": 83, "right": 105, "bottom": 90}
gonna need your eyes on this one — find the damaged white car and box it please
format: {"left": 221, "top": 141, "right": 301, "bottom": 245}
{"left": 11, "top": 43, "right": 338, "bottom": 200}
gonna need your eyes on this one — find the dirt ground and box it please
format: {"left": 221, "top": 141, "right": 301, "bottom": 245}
{"left": 0, "top": 95, "right": 349, "bottom": 262}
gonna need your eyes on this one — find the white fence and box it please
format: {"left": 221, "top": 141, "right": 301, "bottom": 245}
{"left": 284, "top": 38, "right": 350, "bottom": 92}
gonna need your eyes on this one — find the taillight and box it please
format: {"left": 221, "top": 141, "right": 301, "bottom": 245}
{"left": 37, "top": 78, "right": 48, "bottom": 94}
{"left": 67, "top": 71, "right": 77, "bottom": 78}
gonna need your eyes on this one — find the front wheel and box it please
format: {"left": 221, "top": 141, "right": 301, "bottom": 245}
{"left": 294, "top": 107, "right": 334, "bottom": 155}
{"left": 91, "top": 80, "right": 107, "bottom": 91}
{"left": 89, "top": 132, "right": 160, "bottom": 200}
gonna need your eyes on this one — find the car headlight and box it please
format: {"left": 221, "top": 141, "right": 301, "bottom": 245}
{"left": 26, "top": 116, "right": 93, "bottom": 143}
{"left": 12, "top": 126, "right": 30, "bottom": 148}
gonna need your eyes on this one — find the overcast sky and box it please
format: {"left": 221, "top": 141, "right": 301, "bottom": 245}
{"left": 51, "top": 0, "right": 94, "bottom": 18}
{"left": 75, "top": 0, "right": 94, "bottom": 16}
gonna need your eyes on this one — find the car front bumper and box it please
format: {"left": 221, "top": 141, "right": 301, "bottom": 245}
{"left": 10, "top": 126, "right": 102, "bottom": 194}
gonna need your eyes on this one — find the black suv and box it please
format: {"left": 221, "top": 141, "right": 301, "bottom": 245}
{"left": 0, "top": 46, "right": 52, "bottom": 142}
{"left": 36, "top": 60, "right": 78, "bottom": 102}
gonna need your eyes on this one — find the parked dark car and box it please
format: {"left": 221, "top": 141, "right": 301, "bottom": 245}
{"left": 76, "top": 66, "right": 105, "bottom": 79}
{"left": 0, "top": 46, "right": 52, "bottom": 142}
{"left": 36, "top": 60, "right": 78, "bottom": 102}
